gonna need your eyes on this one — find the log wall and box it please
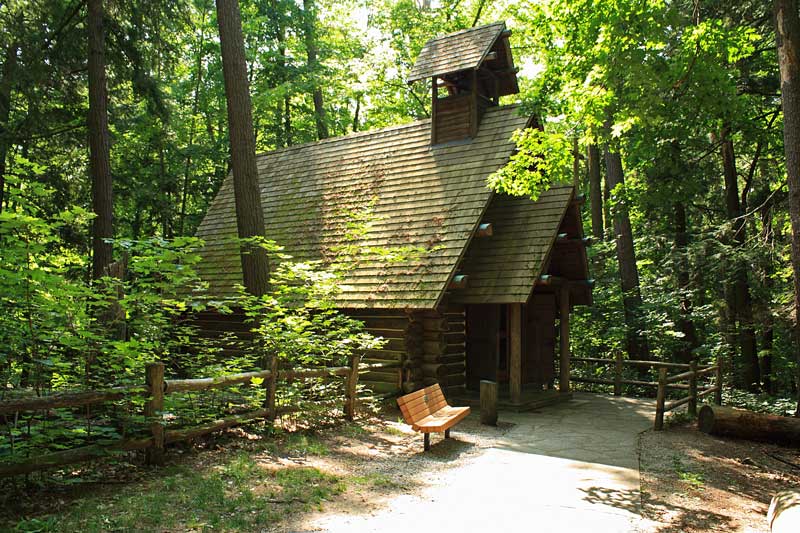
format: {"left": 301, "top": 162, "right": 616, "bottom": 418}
{"left": 187, "top": 307, "right": 464, "bottom": 397}
{"left": 417, "top": 301, "right": 467, "bottom": 397}
{"left": 343, "top": 310, "right": 420, "bottom": 394}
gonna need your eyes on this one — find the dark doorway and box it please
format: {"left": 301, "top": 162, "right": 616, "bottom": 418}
{"left": 466, "top": 304, "right": 501, "bottom": 390}
{"left": 523, "top": 293, "right": 557, "bottom": 386}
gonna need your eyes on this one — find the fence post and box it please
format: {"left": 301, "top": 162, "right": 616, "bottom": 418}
{"left": 688, "top": 360, "right": 697, "bottom": 417}
{"left": 654, "top": 367, "right": 667, "bottom": 431}
{"left": 715, "top": 362, "right": 723, "bottom": 405}
{"left": 345, "top": 352, "right": 361, "bottom": 421}
{"left": 266, "top": 354, "right": 278, "bottom": 423}
{"left": 614, "top": 351, "right": 623, "bottom": 396}
{"left": 145, "top": 362, "right": 165, "bottom": 465}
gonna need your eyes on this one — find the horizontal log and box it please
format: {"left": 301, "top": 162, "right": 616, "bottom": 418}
{"left": 421, "top": 362, "right": 466, "bottom": 378}
{"left": 570, "top": 376, "right": 615, "bottom": 385}
{"left": 626, "top": 360, "right": 690, "bottom": 369}
{"left": 402, "top": 381, "right": 424, "bottom": 393}
{"left": 698, "top": 405, "right": 800, "bottom": 444}
{"left": 0, "top": 436, "right": 153, "bottom": 477}
{"left": 422, "top": 374, "right": 465, "bottom": 387}
{"left": 361, "top": 370, "right": 400, "bottom": 382}
{"left": 166, "top": 370, "right": 273, "bottom": 393}
{"left": 284, "top": 366, "right": 350, "bottom": 380}
{"left": 422, "top": 353, "right": 465, "bottom": 365}
{"left": 165, "top": 408, "right": 271, "bottom": 443}
{"left": 571, "top": 357, "right": 691, "bottom": 370}
{"left": 445, "top": 343, "right": 466, "bottom": 355}
{"left": 620, "top": 379, "right": 658, "bottom": 387}
{"left": 444, "top": 332, "right": 466, "bottom": 343}
{"left": 359, "top": 317, "right": 412, "bottom": 330}
{"left": 0, "top": 385, "right": 148, "bottom": 415}
{"left": 423, "top": 339, "right": 447, "bottom": 354}
{"left": 423, "top": 330, "right": 444, "bottom": 341}
{"left": 422, "top": 317, "right": 449, "bottom": 331}
{"left": 365, "top": 328, "right": 406, "bottom": 339}
{"left": 572, "top": 357, "right": 613, "bottom": 365}
{"left": 363, "top": 381, "right": 404, "bottom": 394}
{"left": 664, "top": 394, "right": 694, "bottom": 412}
{"left": 695, "top": 365, "right": 718, "bottom": 377}
{"left": 696, "top": 386, "right": 720, "bottom": 399}
{"left": 363, "top": 349, "right": 404, "bottom": 360}
{"left": 382, "top": 338, "right": 408, "bottom": 352}
{"left": 359, "top": 361, "right": 401, "bottom": 371}
{"left": 666, "top": 370, "right": 695, "bottom": 384}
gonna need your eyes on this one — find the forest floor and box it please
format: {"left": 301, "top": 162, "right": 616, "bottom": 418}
{"left": 3, "top": 399, "right": 799, "bottom": 532}
{"left": 639, "top": 420, "right": 800, "bottom": 532}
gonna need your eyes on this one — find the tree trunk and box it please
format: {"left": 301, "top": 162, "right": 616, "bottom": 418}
{"left": 720, "top": 127, "right": 760, "bottom": 390}
{"left": 674, "top": 201, "right": 698, "bottom": 363}
{"left": 88, "top": 0, "right": 114, "bottom": 279}
{"left": 216, "top": 0, "right": 270, "bottom": 296}
{"left": 0, "top": 42, "right": 17, "bottom": 214}
{"left": 587, "top": 144, "right": 603, "bottom": 240}
{"left": 302, "top": 0, "right": 328, "bottom": 140}
{"left": 775, "top": 0, "right": 800, "bottom": 416}
{"left": 604, "top": 147, "right": 650, "bottom": 361}
{"left": 353, "top": 95, "right": 361, "bottom": 133}
{"left": 760, "top": 196, "right": 776, "bottom": 394}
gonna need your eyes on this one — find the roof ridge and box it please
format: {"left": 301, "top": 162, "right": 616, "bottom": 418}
{"left": 425, "top": 21, "right": 505, "bottom": 44}
{"left": 254, "top": 103, "right": 523, "bottom": 160}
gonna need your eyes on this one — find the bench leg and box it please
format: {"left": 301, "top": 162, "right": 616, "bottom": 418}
{"left": 445, "top": 429, "right": 451, "bottom": 439}
{"left": 424, "top": 433, "right": 430, "bottom": 451}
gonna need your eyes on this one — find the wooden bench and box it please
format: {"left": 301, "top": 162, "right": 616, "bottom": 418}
{"left": 397, "top": 384, "right": 470, "bottom": 451}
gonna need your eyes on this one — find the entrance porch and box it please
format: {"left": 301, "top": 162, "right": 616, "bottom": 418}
{"left": 462, "top": 281, "right": 574, "bottom": 407}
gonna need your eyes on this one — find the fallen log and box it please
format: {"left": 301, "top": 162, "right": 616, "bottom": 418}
{"left": 697, "top": 405, "right": 800, "bottom": 444}
{"left": 768, "top": 490, "right": 800, "bottom": 533}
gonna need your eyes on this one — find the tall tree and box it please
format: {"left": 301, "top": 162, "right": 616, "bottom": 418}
{"left": 604, "top": 146, "right": 651, "bottom": 361}
{"left": 215, "top": 0, "right": 270, "bottom": 296}
{"left": 0, "top": 42, "right": 17, "bottom": 214}
{"left": 302, "top": 0, "right": 328, "bottom": 140}
{"left": 720, "top": 127, "right": 760, "bottom": 390}
{"left": 587, "top": 143, "right": 603, "bottom": 240}
{"left": 88, "top": 0, "right": 114, "bottom": 279}
{"left": 775, "top": 0, "right": 800, "bottom": 413}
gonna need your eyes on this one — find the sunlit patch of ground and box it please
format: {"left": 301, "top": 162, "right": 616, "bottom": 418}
{"left": 639, "top": 423, "right": 800, "bottom": 532}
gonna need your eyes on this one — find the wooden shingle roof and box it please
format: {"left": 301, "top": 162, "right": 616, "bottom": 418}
{"left": 407, "top": 22, "right": 507, "bottom": 82}
{"left": 450, "top": 187, "right": 575, "bottom": 305}
{"left": 195, "top": 105, "right": 533, "bottom": 309}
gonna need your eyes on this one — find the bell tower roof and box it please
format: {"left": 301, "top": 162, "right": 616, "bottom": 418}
{"left": 408, "top": 21, "right": 519, "bottom": 97}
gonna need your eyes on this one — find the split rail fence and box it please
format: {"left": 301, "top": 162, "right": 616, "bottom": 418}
{"left": 0, "top": 356, "right": 400, "bottom": 477}
{"left": 570, "top": 353, "right": 722, "bottom": 430}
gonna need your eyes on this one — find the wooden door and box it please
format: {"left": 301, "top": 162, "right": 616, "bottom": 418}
{"left": 466, "top": 305, "right": 500, "bottom": 390}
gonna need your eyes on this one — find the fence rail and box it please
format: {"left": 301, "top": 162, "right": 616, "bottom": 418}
{"left": 570, "top": 353, "right": 722, "bottom": 429}
{"left": 0, "top": 358, "right": 400, "bottom": 477}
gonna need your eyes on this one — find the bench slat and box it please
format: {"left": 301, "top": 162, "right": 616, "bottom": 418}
{"left": 414, "top": 407, "right": 470, "bottom": 432}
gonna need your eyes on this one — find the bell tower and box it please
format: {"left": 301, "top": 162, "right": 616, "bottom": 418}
{"left": 408, "top": 22, "right": 520, "bottom": 145}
